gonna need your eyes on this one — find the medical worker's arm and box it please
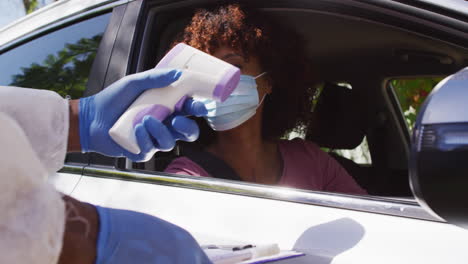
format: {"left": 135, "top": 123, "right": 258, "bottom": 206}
{"left": 58, "top": 195, "right": 211, "bottom": 264}
{"left": 0, "top": 68, "right": 206, "bottom": 171}
{"left": 68, "top": 99, "right": 81, "bottom": 152}
{"left": 59, "top": 196, "right": 98, "bottom": 264}
{"left": 63, "top": 70, "right": 210, "bottom": 263}
{"left": 73, "top": 68, "right": 206, "bottom": 161}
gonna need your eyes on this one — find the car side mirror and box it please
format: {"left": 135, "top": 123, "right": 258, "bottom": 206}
{"left": 410, "top": 67, "right": 468, "bottom": 229}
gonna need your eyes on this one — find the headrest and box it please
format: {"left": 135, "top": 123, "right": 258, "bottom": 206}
{"left": 307, "top": 82, "right": 365, "bottom": 149}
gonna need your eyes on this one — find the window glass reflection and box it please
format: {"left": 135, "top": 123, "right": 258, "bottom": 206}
{"left": 0, "top": 13, "right": 111, "bottom": 98}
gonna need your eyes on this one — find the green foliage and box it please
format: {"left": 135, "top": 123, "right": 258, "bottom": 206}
{"left": 391, "top": 77, "right": 444, "bottom": 130}
{"left": 23, "top": 0, "right": 38, "bottom": 14}
{"left": 24, "top": 0, "right": 60, "bottom": 14}
{"left": 10, "top": 35, "right": 102, "bottom": 99}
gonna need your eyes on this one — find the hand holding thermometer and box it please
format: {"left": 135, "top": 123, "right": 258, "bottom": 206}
{"left": 109, "top": 43, "right": 240, "bottom": 154}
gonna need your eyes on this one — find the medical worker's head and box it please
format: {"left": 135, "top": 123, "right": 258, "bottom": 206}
{"left": 175, "top": 4, "right": 315, "bottom": 141}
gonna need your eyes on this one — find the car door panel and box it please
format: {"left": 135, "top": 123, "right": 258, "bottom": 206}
{"left": 51, "top": 171, "right": 83, "bottom": 195}
{"left": 72, "top": 169, "right": 468, "bottom": 263}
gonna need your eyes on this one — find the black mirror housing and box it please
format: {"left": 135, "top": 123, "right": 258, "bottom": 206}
{"left": 410, "top": 67, "right": 468, "bottom": 229}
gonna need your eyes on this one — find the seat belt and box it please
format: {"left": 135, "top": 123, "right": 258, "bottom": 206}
{"left": 179, "top": 143, "right": 242, "bottom": 181}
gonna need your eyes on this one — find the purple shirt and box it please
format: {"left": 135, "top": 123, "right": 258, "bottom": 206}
{"left": 165, "top": 139, "right": 367, "bottom": 195}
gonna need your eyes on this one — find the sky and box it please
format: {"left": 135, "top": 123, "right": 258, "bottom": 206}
{"left": 0, "top": 0, "right": 55, "bottom": 29}
{"left": 0, "top": 0, "right": 26, "bottom": 29}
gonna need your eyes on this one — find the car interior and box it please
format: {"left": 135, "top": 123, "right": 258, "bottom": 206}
{"left": 129, "top": 2, "right": 468, "bottom": 198}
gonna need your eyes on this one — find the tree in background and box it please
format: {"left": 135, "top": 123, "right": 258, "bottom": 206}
{"left": 23, "top": 0, "right": 38, "bottom": 13}
{"left": 10, "top": 35, "right": 102, "bottom": 99}
{"left": 23, "top": 0, "right": 58, "bottom": 14}
{"left": 391, "top": 77, "right": 443, "bottom": 130}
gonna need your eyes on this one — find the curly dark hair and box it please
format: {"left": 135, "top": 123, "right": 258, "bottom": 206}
{"left": 175, "top": 4, "right": 315, "bottom": 143}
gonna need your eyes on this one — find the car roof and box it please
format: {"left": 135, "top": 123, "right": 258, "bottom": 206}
{"left": 0, "top": 0, "right": 130, "bottom": 49}
{"left": 1, "top": 0, "right": 466, "bottom": 51}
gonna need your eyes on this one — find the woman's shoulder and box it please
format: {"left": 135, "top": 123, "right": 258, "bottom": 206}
{"left": 278, "top": 138, "right": 334, "bottom": 167}
{"left": 277, "top": 138, "right": 332, "bottom": 190}
{"left": 278, "top": 137, "right": 322, "bottom": 154}
{"left": 278, "top": 138, "right": 334, "bottom": 170}
{"left": 278, "top": 138, "right": 367, "bottom": 195}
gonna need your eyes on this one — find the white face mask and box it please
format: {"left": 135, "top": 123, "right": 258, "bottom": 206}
{"left": 197, "top": 72, "right": 267, "bottom": 131}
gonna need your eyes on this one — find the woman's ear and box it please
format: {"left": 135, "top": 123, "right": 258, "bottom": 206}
{"left": 256, "top": 73, "right": 273, "bottom": 95}
{"left": 264, "top": 76, "right": 273, "bottom": 94}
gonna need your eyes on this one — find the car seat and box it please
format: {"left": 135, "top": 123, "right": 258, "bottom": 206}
{"left": 307, "top": 82, "right": 378, "bottom": 194}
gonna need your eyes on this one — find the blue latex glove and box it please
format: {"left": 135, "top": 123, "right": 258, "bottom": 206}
{"left": 95, "top": 206, "right": 212, "bottom": 264}
{"left": 79, "top": 68, "right": 207, "bottom": 161}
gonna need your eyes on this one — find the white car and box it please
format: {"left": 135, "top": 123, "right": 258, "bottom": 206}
{"left": 1, "top": 0, "right": 468, "bottom": 263}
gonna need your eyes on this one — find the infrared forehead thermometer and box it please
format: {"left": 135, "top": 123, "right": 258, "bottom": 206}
{"left": 109, "top": 43, "right": 240, "bottom": 154}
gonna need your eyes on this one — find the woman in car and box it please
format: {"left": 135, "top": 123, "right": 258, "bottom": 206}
{"left": 164, "top": 4, "right": 366, "bottom": 195}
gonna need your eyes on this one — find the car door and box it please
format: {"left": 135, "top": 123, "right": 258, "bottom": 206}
{"left": 70, "top": 0, "right": 468, "bottom": 263}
